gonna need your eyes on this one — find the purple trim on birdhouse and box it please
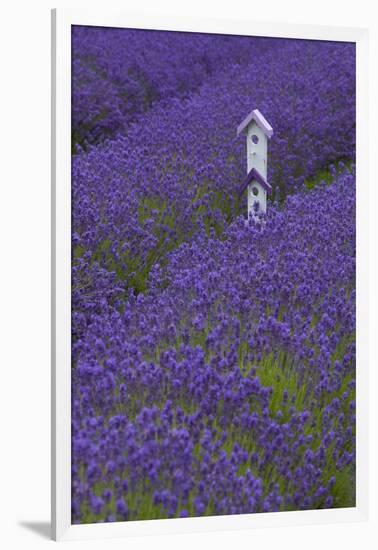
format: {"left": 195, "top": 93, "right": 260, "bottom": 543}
{"left": 237, "top": 109, "right": 273, "bottom": 138}
{"left": 238, "top": 167, "right": 272, "bottom": 197}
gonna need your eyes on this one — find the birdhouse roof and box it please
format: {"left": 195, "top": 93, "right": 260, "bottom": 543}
{"left": 238, "top": 167, "right": 272, "bottom": 197}
{"left": 237, "top": 108, "right": 273, "bottom": 138}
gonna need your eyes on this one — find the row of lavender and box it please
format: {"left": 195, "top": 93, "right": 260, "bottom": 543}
{"left": 72, "top": 169, "right": 355, "bottom": 522}
{"left": 73, "top": 28, "right": 288, "bottom": 147}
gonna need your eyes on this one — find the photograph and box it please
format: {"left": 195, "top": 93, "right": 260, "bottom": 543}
{"left": 70, "top": 25, "right": 356, "bottom": 525}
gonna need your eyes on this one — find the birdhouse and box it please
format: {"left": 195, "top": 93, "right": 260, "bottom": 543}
{"left": 237, "top": 109, "right": 273, "bottom": 219}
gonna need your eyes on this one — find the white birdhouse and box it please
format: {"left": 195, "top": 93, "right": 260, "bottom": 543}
{"left": 237, "top": 109, "right": 273, "bottom": 220}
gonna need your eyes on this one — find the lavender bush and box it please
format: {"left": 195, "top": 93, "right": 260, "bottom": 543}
{"left": 71, "top": 27, "right": 356, "bottom": 524}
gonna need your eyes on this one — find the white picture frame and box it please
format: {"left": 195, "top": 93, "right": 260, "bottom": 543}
{"left": 51, "top": 8, "right": 369, "bottom": 541}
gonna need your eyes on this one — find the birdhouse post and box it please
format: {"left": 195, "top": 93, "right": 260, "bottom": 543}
{"left": 237, "top": 109, "right": 273, "bottom": 220}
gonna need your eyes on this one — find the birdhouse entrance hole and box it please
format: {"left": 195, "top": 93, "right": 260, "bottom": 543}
{"left": 252, "top": 186, "right": 259, "bottom": 196}
{"left": 251, "top": 134, "right": 259, "bottom": 144}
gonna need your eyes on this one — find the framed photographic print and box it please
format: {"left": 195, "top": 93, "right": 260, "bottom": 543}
{"left": 51, "top": 8, "right": 369, "bottom": 541}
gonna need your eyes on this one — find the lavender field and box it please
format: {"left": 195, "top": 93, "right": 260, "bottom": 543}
{"left": 71, "top": 27, "right": 356, "bottom": 523}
